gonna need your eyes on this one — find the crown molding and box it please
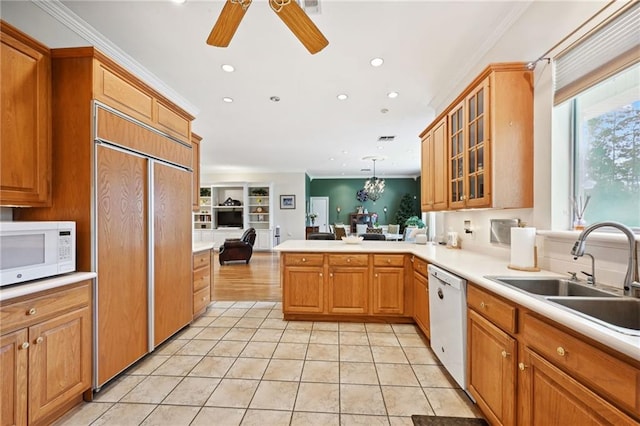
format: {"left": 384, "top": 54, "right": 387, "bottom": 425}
{"left": 31, "top": 0, "right": 200, "bottom": 116}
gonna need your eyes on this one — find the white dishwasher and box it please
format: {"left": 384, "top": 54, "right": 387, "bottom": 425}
{"left": 428, "top": 264, "right": 468, "bottom": 392}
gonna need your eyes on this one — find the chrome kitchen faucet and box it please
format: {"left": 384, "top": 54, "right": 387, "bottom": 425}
{"left": 571, "top": 221, "right": 640, "bottom": 297}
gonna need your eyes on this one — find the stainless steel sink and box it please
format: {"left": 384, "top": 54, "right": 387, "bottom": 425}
{"left": 546, "top": 297, "right": 640, "bottom": 336}
{"left": 485, "top": 276, "right": 618, "bottom": 297}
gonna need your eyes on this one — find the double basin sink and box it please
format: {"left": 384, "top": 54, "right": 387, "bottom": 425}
{"left": 485, "top": 276, "right": 640, "bottom": 336}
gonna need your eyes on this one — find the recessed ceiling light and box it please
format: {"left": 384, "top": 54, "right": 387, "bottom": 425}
{"left": 380, "top": 108, "right": 389, "bottom": 114}
{"left": 387, "top": 91, "right": 399, "bottom": 99}
{"left": 370, "top": 57, "right": 384, "bottom": 67}
{"left": 222, "top": 97, "right": 233, "bottom": 103}
{"left": 342, "top": 150, "right": 349, "bottom": 155}
{"left": 337, "top": 94, "right": 348, "bottom": 101}
{"left": 171, "top": 0, "right": 186, "bottom": 4}
{"left": 221, "top": 64, "right": 235, "bottom": 72}
{"left": 270, "top": 96, "right": 281, "bottom": 102}
{"left": 329, "top": 157, "right": 335, "bottom": 161}
{"left": 377, "top": 146, "right": 384, "bottom": 150}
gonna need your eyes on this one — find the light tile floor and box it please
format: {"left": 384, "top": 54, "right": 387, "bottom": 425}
{"left": 54, "top": 301, "right": 482, "bottom": 426}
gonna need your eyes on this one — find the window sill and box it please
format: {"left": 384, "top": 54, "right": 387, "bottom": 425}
{"left": 537, "top": 229, "right": 640, "bottom": 244}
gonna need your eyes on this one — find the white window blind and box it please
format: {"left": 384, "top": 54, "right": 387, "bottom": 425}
{"left": 554, "top": 3, "right": 640, "bottom": 105}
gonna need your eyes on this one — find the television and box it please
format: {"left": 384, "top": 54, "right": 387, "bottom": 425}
{"left": 216, "top": 209, "right": 243, "bottom": 228}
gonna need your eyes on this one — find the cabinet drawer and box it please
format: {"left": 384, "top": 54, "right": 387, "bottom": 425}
{"left": 193, "top": 266, "right": 211, "bottom": 292}
{"left": 373, "top": 254, "right": 405, "bottom": 267}
{"left": 193, "top": 285, "right": 210, "bottom": 315}
{"left": 0, "top": 282, "right": 91, "bottom": 333}
{"left": 467, "top": 284, "right": 517, "bottom": 334}
{"left": 413, "top": 257, "right": 428, "bottom": 277}
{"left": 523, "top": 313, "right": 640, "bottom": 415}
{"left": 193, "top": 250, "right": 211, "bottom": 269}
{"left": 328, "top": 254, "right": 368, "bottom": 267}
{"left": 283, "top": 253, "right": 324, "bottom": 267}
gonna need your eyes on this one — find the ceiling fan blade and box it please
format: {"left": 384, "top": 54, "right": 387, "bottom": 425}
{"left": 207, "top": 0, "right": 251, "bottom": 47}
{"left": 270, "top": 0, "right": 329, "bottom": 54}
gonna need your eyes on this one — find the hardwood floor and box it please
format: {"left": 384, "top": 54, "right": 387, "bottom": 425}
{"left": 212, "top": 251, "right": 282, "bottom": 301}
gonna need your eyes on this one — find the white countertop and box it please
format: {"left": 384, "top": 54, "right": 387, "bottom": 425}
{"left": 0, "top": 272, "right": 97, "bottom": 302}
{"left": 193, "top": 241, "right": 216, "bottom": 252}
{"left": 275, "top": 240, "right": 640, "bottom": 361}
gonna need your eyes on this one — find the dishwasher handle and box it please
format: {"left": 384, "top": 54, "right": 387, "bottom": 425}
{"left": 437, "top": 287, "right": 444, "bottom": 300}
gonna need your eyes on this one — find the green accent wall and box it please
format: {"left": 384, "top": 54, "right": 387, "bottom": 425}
{"left": 309, "top": 178, "right": 421, "bottom": 225}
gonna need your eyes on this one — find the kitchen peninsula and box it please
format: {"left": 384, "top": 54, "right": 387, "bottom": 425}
{"left": 275, "top": 239, "right": 640, "bottom": 425}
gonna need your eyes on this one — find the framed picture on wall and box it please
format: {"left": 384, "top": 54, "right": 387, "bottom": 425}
{"left": 280, "top": 195, "right": 296, "bottom": 209}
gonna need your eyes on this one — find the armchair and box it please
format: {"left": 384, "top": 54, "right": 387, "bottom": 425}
{"left": 219, "top": 228, "right": 257, "bottom": 265}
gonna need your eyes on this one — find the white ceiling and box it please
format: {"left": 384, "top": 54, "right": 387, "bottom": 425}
{"left": 3, "top": 0, "right": 536, "bottom": 178}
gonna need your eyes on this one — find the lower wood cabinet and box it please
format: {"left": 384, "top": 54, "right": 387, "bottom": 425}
{"left": 467, "top": 308, "right": 516, "bottom": 426}
{"left": 413, "top": 268, "right": 430, "bottom": 338}
{"left": 282, "top": 252, "right": 410, "bottom": 319}
{"left": 0, "top": 281, "right": 92, "bottom": 426}
{"left": 192, "top": 249, "right": 212, "bottom": 318}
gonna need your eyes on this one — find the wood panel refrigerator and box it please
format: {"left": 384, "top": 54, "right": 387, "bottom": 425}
{"left": 94, "top": 134, "right": 192, "bottom": 388}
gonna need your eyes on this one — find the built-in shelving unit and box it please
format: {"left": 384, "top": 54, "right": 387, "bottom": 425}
{"left": 193, "top": 182, "right": 274, "bottom": 250}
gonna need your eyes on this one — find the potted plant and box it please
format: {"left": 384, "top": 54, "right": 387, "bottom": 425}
{"left": 404, "top": 216, "right": 425, "bottom": 228}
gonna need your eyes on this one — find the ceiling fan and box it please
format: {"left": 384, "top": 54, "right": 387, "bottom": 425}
{"left": 207, "top": 0, "right": 329, "bottom": 54}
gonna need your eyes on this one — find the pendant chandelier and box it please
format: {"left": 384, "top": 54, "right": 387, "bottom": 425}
{"left": 364, "top": 158, "right": 385, "bottom": 201}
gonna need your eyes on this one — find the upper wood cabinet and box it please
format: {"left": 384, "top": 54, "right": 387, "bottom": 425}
{"left": 420, "top": 117, "right": 448, "bottom": 211}
{"left": 191, "top": 133, "right": 202, "bottom": 212}
{"left": 0, "top": 21, "right": 51, "bottom": 207}
{"left": 420, "top": 63, "right": 533, "bottom": 211}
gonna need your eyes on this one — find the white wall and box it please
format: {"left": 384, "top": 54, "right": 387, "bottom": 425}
{"left": 202, "top": 171, "right": 307, "bottom": 242}
{"left": 439, "top": 1, "right": 637, "bottom": 289}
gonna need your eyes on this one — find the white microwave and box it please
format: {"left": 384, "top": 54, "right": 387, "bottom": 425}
{"left": 0, "top": 221, "right": 76, "bottom": 287}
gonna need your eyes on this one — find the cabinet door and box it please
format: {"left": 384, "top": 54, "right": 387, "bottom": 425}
{"left": 448, "top": 101, "right": 465, "bottom": 209}
{"left": 153, "top": 161, "right": 193, "bottom": 347}
{"left": 372, "top": 267, "right": 404, "bottom": 315}
{"left": 28, "top": 307, "right": 91, "bottom": 425}
{"left": 1, "top": 329, "right": 28, "bottom": 426}
{"left": 96, "top": 145, "right": 148, "bottom": 387}
{"left": 432, "top": 118, "right": 448, "bottom": 211}
{"left": 328, "top": 267, "right": 368, "bottom": 314}
{"left": 467, "top": 309, "right": 516, "bottom": 426}
{"left": 0, "top": 26, "right": 51, "bottom": 207}
{"left": 465, "top": 77, "right": 491, "bottom": 208}
{"left": 421, "top": 132, "right": 433, "bottom": 211}
{"left": 519, "top": 347, "right": 635, "bottom": 426}
{"left": 413, "top": 272, "right": 429, "bottom": 338}
{"left": 283, "top": 266, "right": 324, "bottom": 313}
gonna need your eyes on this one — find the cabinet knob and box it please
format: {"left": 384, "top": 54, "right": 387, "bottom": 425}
{"left": 202, "top": 296, "right": 207, "bottom": 301}
{"left": 501, "top": 350, "right": 510, "bottom": 358}
{"left": 302, "top": 258, "right": 306, "bottom": 262}
{"left": 480, "top": 302, "right": 486, "bottom": 309}
{"left": 387, "top": 259, "right": 391, "bottom": 263}
{"left": 347, "top": 258, "right": 351, "bottom": 263}
{"left": 319, "top": 273, "right": 323, "bottom": 277}
{"left": 35, "top": 337, "right": 44, "bottom": 344}
{"left": 27, "top": 308, "right": 37, "bottom": 316}
{"left": 21, "top": 342, "right": 29, "bottom": 350}
{"left": 375, "top": 273, "right": 379, "bottom": 278}
{"left": 556, "top": 347, "right": 566, "bottom": 357}
{"left": 329, "top": 273, "right": 333, "bottom": 277}
{"left": 518, "top": 362, "right": 527, "bottom": 371}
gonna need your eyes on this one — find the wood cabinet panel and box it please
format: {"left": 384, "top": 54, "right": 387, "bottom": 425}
{"left": 413, "top": 271, "right": 429, "bottom": 338}
{"left": 0, "top": 21, "right": 51, "bottom": 207}
{"left": 283, "top": 267, "right": 324, "bottom": 313}
{"left": 467, "top": 284, "right": 517, "bottom": 334}
{"left": 193, "top": 286, "right": 211, "bottom": 316}
{"left": 412, "top": 256, "right": 428, "bottom": 277}
{"left": 283, "top": 253, "right": 324, "bottom": 267}
{"left": 372, "top": 254, "right": 405, "bottom": 267}
{"left": 421, "top": 117, "right": 448, "bottom": 212}
{"left": 0, "top": 329, "right": 28, "bottom": 426}
{"left": 372, "top": 267, "right": 404, "bottom": 315}
{"left": 193, "top": 265, "right": 211, "bottom": 292}
{"left": 520, "top": 347, "right": 636, "bottom": 426}
{"left": 156, "top": 101, "right": 190, "bottom": 141}
{"left": 96, "top": 145, "right": 148, "bottom": 386}
{"left": 327, "top": 267, "right": 368, "bottom": 314}
{"left": 522, "top": 313, "right": 639, "bottom": 416}
{"left": 192, "top": 249, "right": 212, "bottom": 318}
{"left": 467, "top": 309, "right": 516, "bottom": 426}
{"left": 153, "top": 162, "right": 193, "bottom": 346}
{"left": 328, "top": 254, "right": 368, "bottom": 267}
{"left": 28, "top": 307, "right": 91, "bottom": 425}
{"left": 193, "top": 250, "right": 211, "bottom": 271}
{"left": 191, "top": 133, "right": 202, "bottom": 212}
{"left": 0, "top": 285, "right": 90, "bottom": 334}
{"left": 94, "top": 63, "right": 153, "bottom": 122}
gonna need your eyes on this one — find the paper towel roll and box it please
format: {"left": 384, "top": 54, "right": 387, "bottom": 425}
{"left": 510, "top": 227, "right": 537, "bottom": 269}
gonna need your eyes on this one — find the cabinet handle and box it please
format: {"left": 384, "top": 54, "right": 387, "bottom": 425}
{"left": 518, "top": 362, "right": 527, "bottom": 371}
{"left": 556, "top": 347, "right": 566, "bottom": 357}
{"left": 35, "top": 337, "right": 44, "bottom": 344}
{"left": 501, "top": 350, "right": 510, "bottom": 358}
{"left": 480, "top": 302, "right": 486, "bottom": 309}
{"left": 21, "top": 342, "right": 29, "bottom": 350}
{"left": 27, "top": 308, "right": 37, "bottom": 315}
